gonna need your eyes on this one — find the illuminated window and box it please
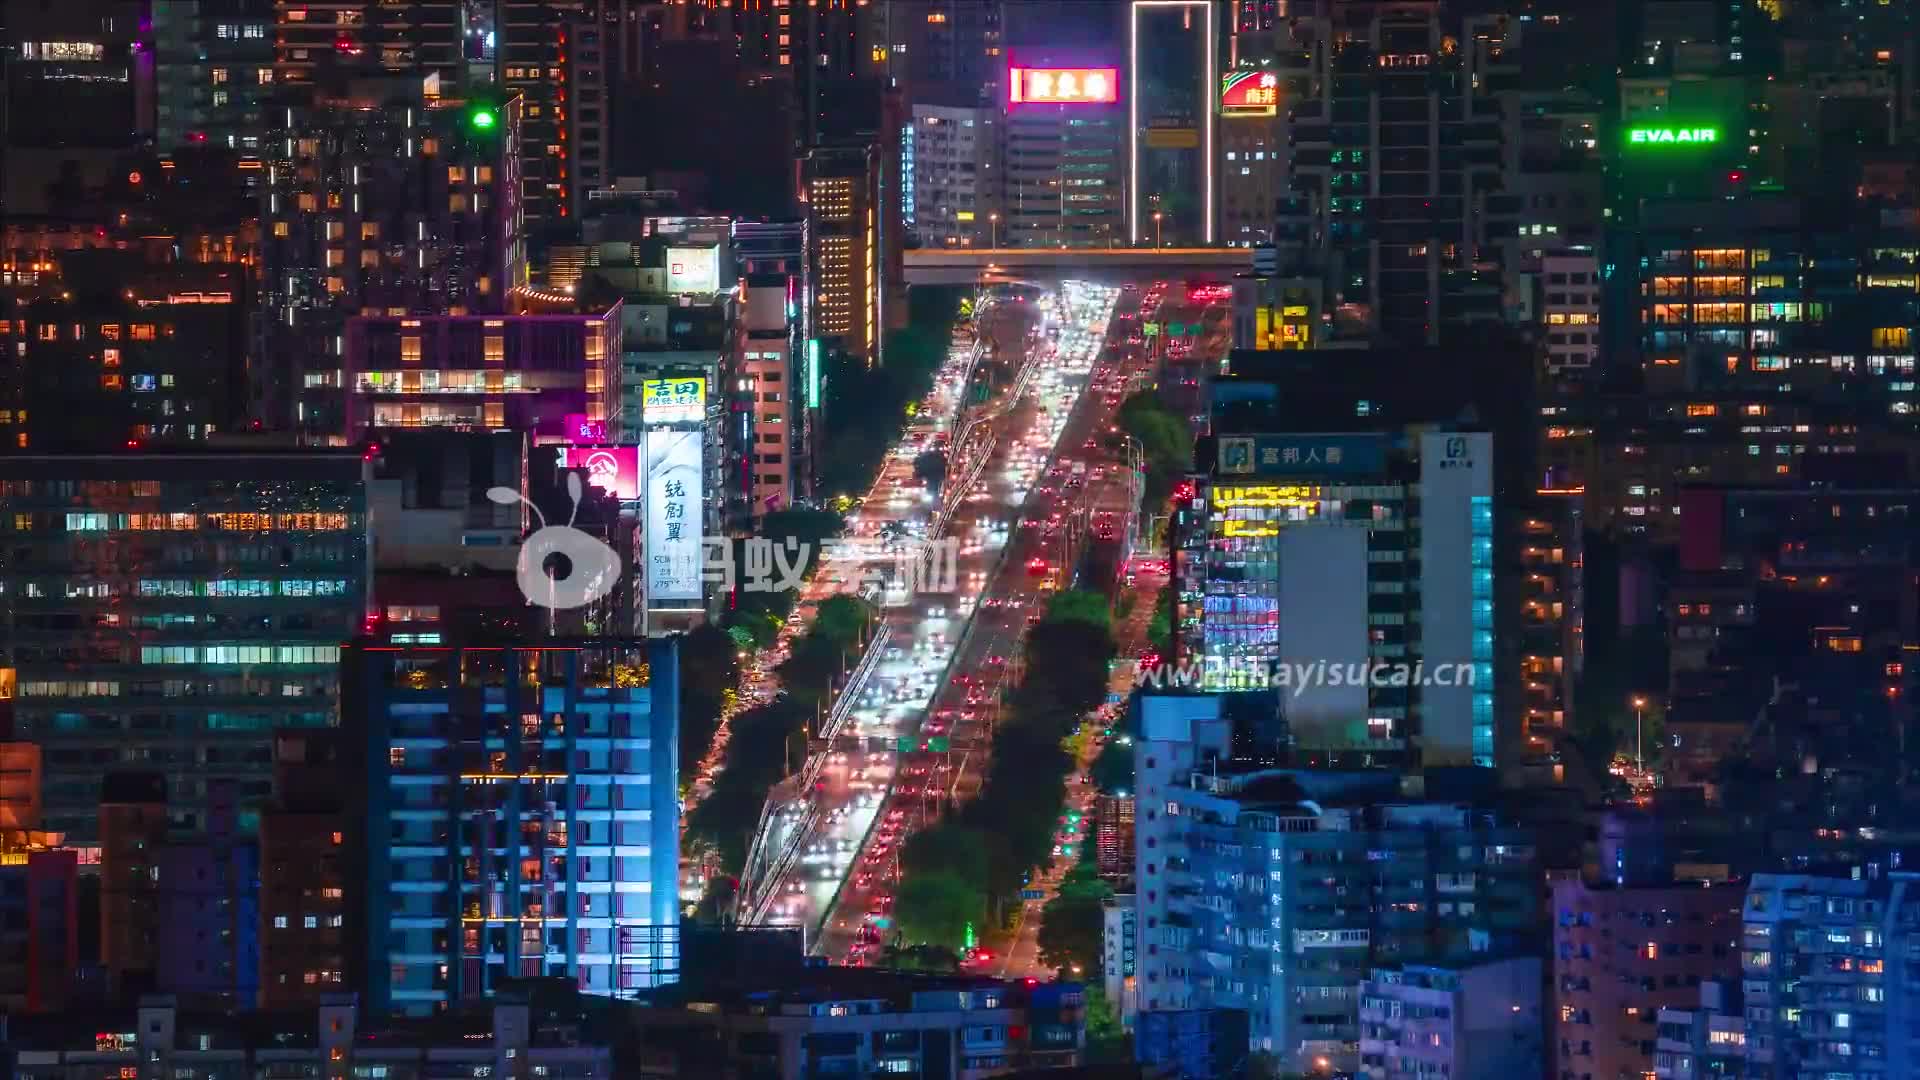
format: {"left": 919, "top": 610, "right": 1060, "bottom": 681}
{"left": 130, "top": 325, "right": 156, "bottom": 341}
{"left": 448, "top": 166, "right": 466, "bottom": 183}
{"left": 102, "top": 348, "right": 120, "bottom": 368}
{"left": 273, "top": 221, "right": 289, "bottom": 238}
{"left": 297, "top": 193, "right": 317, "bottom": 212}
{"left": 1873, "top": 327, "right": 1910, "bottom": 349}
{"left": 400, "top": 336, "right": 422, "bottom": 363}
{"left": 484, "top": 335, "right": 505, "bottom": 363}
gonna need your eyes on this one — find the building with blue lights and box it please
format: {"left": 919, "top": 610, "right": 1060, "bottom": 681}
{"left": 352, "top": 638, "right": 679, "bottom": 1016}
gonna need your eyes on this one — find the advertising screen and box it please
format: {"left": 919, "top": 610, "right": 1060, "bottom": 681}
{"left": 561, "top": 446, "right": 640, "bottom": 502}
{"left": 665, "top": 246, "right": 721, "bottom": 294}
{"left": 642, "top": 377, "right": 706, "bottom": 426}
{"left": 645, "top": 430, "right": 703, "bottom": 603}
{"left": 563, "top": 414, "right": 607, "bottom": 443}
{"left": 1009, "top": 67, "right": 1118, "bottom": 105}
{"left": 1221, "top": 70, "right": 1279, "bottom": 117}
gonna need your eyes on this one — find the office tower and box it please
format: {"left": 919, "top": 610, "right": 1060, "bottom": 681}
{"left": 883, "top": 0, "right": 1005, "bottom": 107}
{"left": 909, "top": 103, "right": 1000, "bottom": 248}
{"left": 343, "top": 302, "right": 623, "bottom": 440}
{"left": 1218, "top": 63, "right": 1285, "bottom": 248}
{"left": 271, "top": 1, "right": 464, "bottom": 89}
{"left": 1126, "top": 0, "right": 1218, "bottom": 246}
{"left": 1002, "top": 53, "right": 1125, "bottom": 249}
{"left": 0, "top": 452, "right": 370, "bottom": 841}
{"left": 0, "top": 841, "right": 79, "bottom": 1014}
{"left": 732, "top": 220, "right": 816, "bottom": 500}
{"left": 260, "top": 76, "right": 526, "bottom": 440}
{"left": 1174, "top": 431, "right": 1497, "bottom": 768}
{"left": 1, "top": 253, "right": 247, "bottom": 451}
{"left": 802, "top": 144, "right": 884, "bottom": 368}
{"left": 1131, "top": 695, "right": 1542, "bottom": 1073}
{"left": 1230, "top": 273, "right": 1330, "bottom": 351}
{"left": 99, "top": 773, "right": 261, "bottom": 1007}
{"left": 356, "top": 639, "right": 680, "bottom": 1015}
{"left": 741, "top": 274, "right": 799, "bottom": 517}
{"left": 1274, "top": 8, "right": 1510, "bottom": 346}
{"left": 0, "top": 993, "right": 615, "bottom": 1075}
{"left": 1358, "top": 959, "right": 1544, "bottom": 1079}
{"left": 1515, "top": 491, "right": 1583, "bottom": 775}
{"left": 2, "top": 0, "right": 150, "bottom": 153}
{"left": 259, "top": 728, "right": 358, "bottom": 1010}
{"left": 497, "top": 1, "right": 608, "bottom": 225}
{"left": 151, "top": 0, "right": 275, "bottom": 153}
{"left": 1551, "top": 877, "right": 1743, "bottom": 1080}
{"left": 1539, "top": 251, "right": 1601, "bottom": 381}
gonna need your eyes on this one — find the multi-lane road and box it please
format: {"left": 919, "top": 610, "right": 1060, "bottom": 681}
{"left": 730, "top": 275, "right": 1229, "bottom": 972}
{"left": 736, "top": 282, "right": 1123, "bottom": 938}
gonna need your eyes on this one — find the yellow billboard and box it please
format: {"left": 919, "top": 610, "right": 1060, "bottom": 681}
{"left": 642, "top": 377, "right": 706, "bottom": 426}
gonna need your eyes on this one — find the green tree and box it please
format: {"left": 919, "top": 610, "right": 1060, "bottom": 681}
{"left": 811, "top": 594, "right": 872, "bottom": 651}
{"left": 1090, "top": 740, "right": 1133, "bottom": 794}
{"left": 1036, "top": 862, "right": 1114, "bottom": 977}
{"left": 892, "top": 870, "right": 985, "bottom": 950}
{"left": 676, "top": 624, "right": 740, "bottom": 791}
{"left": 1081, "top": 987, "right": 1133, "bottom": 1065}
{"left": 1116, "top": 390, "right": 1195, "bottom": 507}
{"left": 1042, "top": 589, "right": 1113, "bottom": 634}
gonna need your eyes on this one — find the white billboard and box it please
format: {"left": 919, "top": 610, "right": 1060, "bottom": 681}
{"left": 645, "top": 429, "right": 704, "bottom": 603}
{"left": 666, "top": 246, "right": 720, "bottom": 295}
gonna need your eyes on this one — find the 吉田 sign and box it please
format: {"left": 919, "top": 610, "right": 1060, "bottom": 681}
{"left": 642, "top": 377, "right": 706, "bottom": 426}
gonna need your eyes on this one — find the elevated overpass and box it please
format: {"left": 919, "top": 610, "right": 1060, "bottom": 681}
{"left": 903, "top": 246, "right": 1253, "bottom": 286}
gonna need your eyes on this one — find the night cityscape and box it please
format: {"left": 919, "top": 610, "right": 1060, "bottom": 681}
{"left": 0, "top": 0, "right": 1917, "bottom": 1077}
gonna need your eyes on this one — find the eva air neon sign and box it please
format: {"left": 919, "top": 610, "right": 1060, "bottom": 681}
{"left": 1627, "top": 126, "right": 1719, "bottom": 147}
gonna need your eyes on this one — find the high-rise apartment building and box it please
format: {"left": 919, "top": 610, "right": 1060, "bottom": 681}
{"left": 0, "top": 453, "right": 369, "bottom": 841}
{"left": 151, "top": 0, "right": 276, "bottom": 153}
{"left": 260, "top": 76, "right": 526, "bottom": 440}
{"left": 1273, "top": 9, "right": 1510, "bottom": 345}
{"left": 1358, "top": 959, "right": 1544, "bottom": 1080}
{"left": 1173, "top": 430, "right": 1497, "bottom": 768}
{"left": 1130, "top": 695, "right": 1542, "bottom": 1073}
{"left": 260, "top": 728, "right": 357, "bottom": 1010}
{"left": 1551, "top": 877, "right": 1744, "bottom": 1080}
{"left": 355, "top": 639, "right": 680, "bottom": 1015}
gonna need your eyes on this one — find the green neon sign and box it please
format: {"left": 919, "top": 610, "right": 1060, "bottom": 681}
{"left": 1627, "top": 127, "right": 1718, "bottom": 147}
{"left": 468, "top": 107, "right": 498, "bottom": 132}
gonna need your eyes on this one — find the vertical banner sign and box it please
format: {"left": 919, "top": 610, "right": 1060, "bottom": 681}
{"left": 645, "top": 430, "right": 703, "bottom": 602}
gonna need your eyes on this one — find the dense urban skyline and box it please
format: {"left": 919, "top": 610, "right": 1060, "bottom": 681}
{"left": 0, "top": 1, "right": 1918, "bottom": 1078}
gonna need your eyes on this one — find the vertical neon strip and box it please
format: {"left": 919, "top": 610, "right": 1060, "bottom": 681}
{"left": 1204, "top": 0, "right": 1215, "bottom": 244}
{"left": 1128, "top": 8, "right": 1139, "bottom": 244}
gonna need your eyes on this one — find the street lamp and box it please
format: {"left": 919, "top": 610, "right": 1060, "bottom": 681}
{"left": 1153, "top": 211, "right": 1164, "bottom": 249}
{"left": 1631, "top": 695, "right": 1649, "bottom": 771}
{"left": 988, "top": 212, "right": 999, "bottom": 249}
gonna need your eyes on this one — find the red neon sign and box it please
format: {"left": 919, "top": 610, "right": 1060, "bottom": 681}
{"left": 1009, "top": 67, "right": 1118, "bottom": 105}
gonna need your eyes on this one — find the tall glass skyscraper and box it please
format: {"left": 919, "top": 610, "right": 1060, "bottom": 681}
{"left": 354, "top": 638, "right": 680, "bottom": 1015}
{"left": 0, "top": 453, "right": 370, "bottom": 840}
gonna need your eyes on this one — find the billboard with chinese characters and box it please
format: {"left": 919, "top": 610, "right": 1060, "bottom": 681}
{"left": 645, "top": 429, "right": 703, "bottom": 602}
{"left": 641, "top": 377, "right": 706, "bottom": 426}
{"left": 1213, "top": 433, "right": 1386, "bottom": 478}
{"left": 563, "top": 414, "right": 608, "bottom": 443}
{"left": 561, "top": 446, "right": 641, "bottom": 501}
{"left": 665, "top": 246, "right": 721, "bottom": 294}
{"left": 1221, "top": 70, "right": 1279, "bottom": 117}
{"left": 1009, "top": 67, "right": 1118, "bottom": 106}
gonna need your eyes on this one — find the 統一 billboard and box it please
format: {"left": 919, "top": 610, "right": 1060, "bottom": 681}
{"left": 560, "top": 445, "right": 640, "bottom": 501}
{"left": 645, "top": 429, "right": 703, "bottom": 603}
{"left": 666, "top": 246, "right": 721, "bottom": 294}
{"left": 1009, "top": 67, "right": 1118, "bottom": 106}
{"left": 642, "top": 377, "right": 706, "bottom": 426}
